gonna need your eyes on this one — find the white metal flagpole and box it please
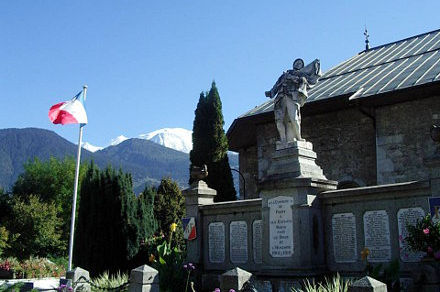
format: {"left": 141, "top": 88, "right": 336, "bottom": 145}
{"left": 68, "top": 85, "right": 87, "bottom": 271}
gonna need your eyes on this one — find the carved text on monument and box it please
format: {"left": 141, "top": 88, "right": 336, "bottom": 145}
{"left": 363, "top": 210, "right": 391, "bottom": 262}
{"left": 253, "top": 220, "right": 262, "bottom": 264}
{"left": 332, "top": 213, "right": 357, "bottom": 263}
{"left": 268, "top": 196, "right": 294, "bottom": 257}
{"left": 397, "top": 207, "right": 425, "bottom": 262}
{"left": 208, "top": 222, "right": 225, "bottom": 263}
{"left": 230, "top": 221, "right": 248, "bottom": 264}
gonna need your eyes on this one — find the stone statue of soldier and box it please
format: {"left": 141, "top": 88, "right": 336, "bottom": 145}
{"left": 265, "top": 58, "right": 321, "bottom": 144}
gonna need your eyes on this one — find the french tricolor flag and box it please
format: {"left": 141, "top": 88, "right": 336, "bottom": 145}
{"left": 48, "top": 91, "right": 88, "bottom": 125}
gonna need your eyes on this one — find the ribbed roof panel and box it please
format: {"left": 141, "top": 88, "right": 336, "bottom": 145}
{"left": 241, "top": 29, "right": 440, "bottom": 118}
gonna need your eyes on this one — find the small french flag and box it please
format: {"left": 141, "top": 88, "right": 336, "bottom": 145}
{"left": 48, "top": 91, "right": 88, "bottom": 125}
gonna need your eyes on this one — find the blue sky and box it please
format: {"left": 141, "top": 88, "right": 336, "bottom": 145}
{"left": 1, "top": 1, "right": 439, "bottom": 147}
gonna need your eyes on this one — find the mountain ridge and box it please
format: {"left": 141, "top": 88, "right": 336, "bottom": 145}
{"left": 0, "top": 128, "right": 189, "bottom": 193}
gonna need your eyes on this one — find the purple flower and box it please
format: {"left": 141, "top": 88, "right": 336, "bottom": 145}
{"left": 68, "top": 287, "right": 73, "bottom": 291}
{"left": 229, "top": 289, "right": 236, "bottom": 292}
{"left": 214, "top": 289, "right": 220, "bottom": 292}
{"left": 183, "top": 264, "right": 188, "bottom": 269}
{"left": 423, "top": 228, "right": 430, "bottom": 235}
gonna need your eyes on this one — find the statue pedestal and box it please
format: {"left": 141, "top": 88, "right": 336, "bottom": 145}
{"left": 267, "top": 140, "right": 327, "bottom": 180}
{"left": 259, "top": 140, "right": 337, "bottom": 275}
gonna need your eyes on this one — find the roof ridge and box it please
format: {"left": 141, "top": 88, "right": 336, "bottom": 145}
{"left": 320, "top": 45, "right": 440, "bottom": 81}
{"left": 359, "top": 28, "right": 440, "bottom": 53}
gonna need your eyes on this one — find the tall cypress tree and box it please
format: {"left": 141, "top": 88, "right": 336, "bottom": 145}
{"left": 189, "top": 82, "right": 236, "bottom": 202}
{"left": 74, "top": 163, "right": 142, "bottom": 276}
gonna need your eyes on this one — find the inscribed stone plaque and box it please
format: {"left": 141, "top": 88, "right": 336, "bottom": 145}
{"left": 230, "top": 221, "right": 248, "bottom": 263}
{"left": 363, "top": 210, "right": 391, "bottom": 262}
{"left": 268, "top": 196, "right": 294, "bottom": 257}
{"left": 397, "top": 207, "right": 425, "bottom": 262}
{"left": 208, "top": 222, "right": 225, "bottom": 263}
{"left": 253, "top": 220, "right": 262, "bottom": 264}
{"left": 332, "top": 213, "right": 357, "bottom": 263}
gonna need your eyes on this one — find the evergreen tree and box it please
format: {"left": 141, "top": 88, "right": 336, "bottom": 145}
{"left": 74, "top": 163, "right": 143, "bottom": 276}
{"left": 137, "top": 186, "right": 157, "bottom": 241}
{"left": 189, "top": 82, "right": 236, "bottom": 202}
{"left": 154, "top": 178, "right": 185, "bottom": 246}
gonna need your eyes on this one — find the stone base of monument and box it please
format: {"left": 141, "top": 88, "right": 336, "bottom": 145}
{"left": 266, "top": 140, "right": 327, "bottom": 180}
{"left": 259, "top": 140, "right": 337, "bottom": 274}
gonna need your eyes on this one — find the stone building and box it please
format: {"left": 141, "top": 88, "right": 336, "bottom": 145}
{"left": 227, "top": 28, "right": 440, "bottom": 199}
{"left": 185, "top": 29, "right": 440, "bottom": 291}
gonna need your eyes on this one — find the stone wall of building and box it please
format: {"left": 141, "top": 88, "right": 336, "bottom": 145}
{"left": 302, "top": 107, "right": 377, "bottom": 187}
{"left": 238, "top": 107, "right": 377, "bottom": 199}
{"left": 376, "top": 95, "right": 440, "bottom": 184}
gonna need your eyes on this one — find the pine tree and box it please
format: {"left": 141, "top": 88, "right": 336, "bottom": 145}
{"left": 189, "top": 82, "right": 236, "bottom": 202}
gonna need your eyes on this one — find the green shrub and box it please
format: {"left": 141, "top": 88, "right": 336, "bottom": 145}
{"left": 6, "top": 195, "right": 65, "bottom": 259}
{"left": 91, "top": 271, "right": 129, "bottom": 292}
{"left": 406, "top": 214, "right": 440, "bottom": 257}
{"left": 0, "top": 227, "right": 9, "bottom": 257}
{"left": 292, "top": 274, "right": 351, "bottom": 292}
{"left": 0, "top": 257, "right": 65, "bottom": 279}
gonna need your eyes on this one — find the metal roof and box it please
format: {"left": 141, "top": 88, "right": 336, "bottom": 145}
{"left": 239, "top": 29, "right": 440, "bottom": 119}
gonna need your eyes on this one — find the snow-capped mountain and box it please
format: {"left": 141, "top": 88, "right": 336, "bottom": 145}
{"left": 110, "top": 135, "right": 129, "bottom": 146}
{"left": 82, "top": 142, "right": 103, "bottom": 152}
{"left": 139, "top": 128, "right": 192, "bottom": 153}
{"left": 82, "top": 128, "right": 192, "bottom": 154}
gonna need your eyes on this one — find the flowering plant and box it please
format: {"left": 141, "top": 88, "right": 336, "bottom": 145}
{"left": 149, "top": 223, "right": 186, "bottom": 291}
{"left": 406, "top": 214, "right": 440, "bottom": 259}
{"left": 183, "top": 262, "right": 195, "bottom": 292}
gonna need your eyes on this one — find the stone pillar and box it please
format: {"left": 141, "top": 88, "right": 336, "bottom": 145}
{"left": 183, "top": 180, "right": 217, "bottom": 264}
{"left": 128, "top": 265, "right": 159, "bottom": 292}
{"left": 219, "top": 267, "right": 252, "bottom": 291}
{"left": 259, "top": 141, "right": 337, "bottom": 274}
{"left": 66, "top": 267, "right": 91, "bottom": 292}
{"left": 348, "top": 276, "right": 387, "bottom": 292}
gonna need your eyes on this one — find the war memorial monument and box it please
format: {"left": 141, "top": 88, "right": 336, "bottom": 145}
{"left": 183, "top": 29, "right": 440, "bottom": 291}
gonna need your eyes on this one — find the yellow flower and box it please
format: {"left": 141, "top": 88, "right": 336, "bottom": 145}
{"left": 149, "top": 254, "right": 155, "bottom": 263}
{"left": 170, "top": 223, "right": 177, "bottom": 232}
{"left": 361, "top": 247, "right": 370, "bottom": 260}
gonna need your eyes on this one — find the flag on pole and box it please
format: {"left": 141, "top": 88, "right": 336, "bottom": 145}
{"left": 48, "top": 91, "right": 88, "bottom": 125}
